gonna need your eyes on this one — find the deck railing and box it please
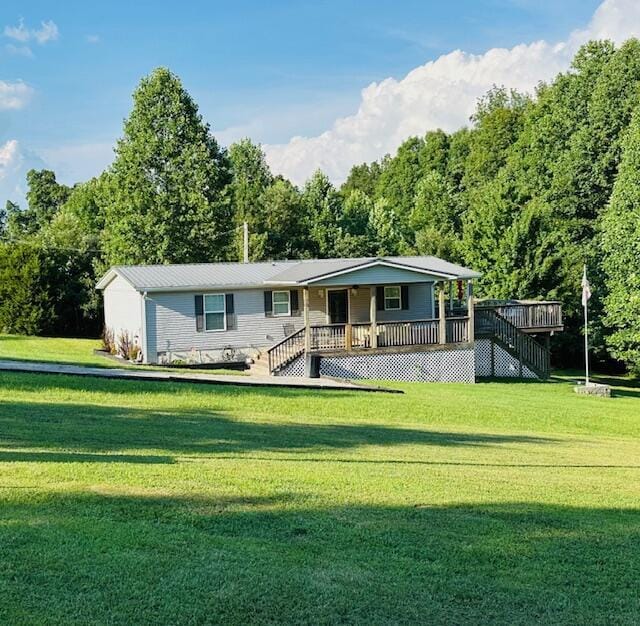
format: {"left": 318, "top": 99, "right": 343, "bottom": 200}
{"left": 267, "top": 328, "right": 305, "bottom": 373}
{"left": 445, "top": 317, "right": 470, "bottom": 343}
{"left": 352, "top": 323, "right": 372, "bottom": 348}
{"left": 476, "top": 300, "right": 562, "bottom": 330}
{"left": 268, "top": 317, "right": 470, "bottom": 373}
{"left": 310, "top": 324, "right": 346, "bottom": 350}
{"left": 377, "top": 319, "right": 440, "bottom": 348}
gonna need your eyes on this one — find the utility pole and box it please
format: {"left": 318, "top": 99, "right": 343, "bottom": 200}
{"left": 243, "top": 221, "right": 249, "bottom": 263}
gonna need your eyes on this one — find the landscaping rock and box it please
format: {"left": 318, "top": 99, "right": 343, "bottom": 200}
{"left": 574, "top": 382, "right": 611, "bottom": 398}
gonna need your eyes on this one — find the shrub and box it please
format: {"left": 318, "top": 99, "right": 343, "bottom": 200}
{"left": 101, "top": 326, "right": 115, "bottom": 353}
{"left": 116, "top": 330, "right": 132, "bottom": 360}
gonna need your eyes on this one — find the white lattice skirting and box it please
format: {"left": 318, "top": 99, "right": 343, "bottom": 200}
{"left": 276, "top": 354, "right": 306, "bottom": 377}
{"left": 475, "top": 338, "right": 538, "bottom": 379}
{"left": 320, "top": 348, "right": 475, "bottom": 383}
{"left": 274, "top": 341, "right": 538, "bottom": 382}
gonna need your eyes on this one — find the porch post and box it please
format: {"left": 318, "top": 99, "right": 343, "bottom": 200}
{"left": 303, "top": 287, "right": 311, "bottom": 352}
{"left": 467, "top": 280, "right": 475, "bottom": 343}
{"left": 370, "top": 287, "right": 378, "bottom": 349}
{"left": 438, "top": 282, "right": 446, "bottom": 344}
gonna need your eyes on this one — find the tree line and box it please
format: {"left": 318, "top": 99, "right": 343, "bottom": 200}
{"left": 1, "top": 39, "right": 639, "bottom": 374}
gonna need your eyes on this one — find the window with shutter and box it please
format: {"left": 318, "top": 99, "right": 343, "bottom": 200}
{"left": 204, "top": 294, "right": 226, "bottom": 331}
{"left": 384, "top": 286, "right": 401, "bottom": 310}
{"left": 272, "top": 290, "right": 291, "bottom": 316}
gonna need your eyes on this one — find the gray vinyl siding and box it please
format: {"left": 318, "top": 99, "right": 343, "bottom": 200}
{"left": 103, "top": 274, "right": 143, "bottom": 341}
{"left": 378, "top": 283, "right": 434, "bottom": 321}
{"left": 313, "top": 265, "right": 442, "bottom": 286}
{"left": 298, "top": 283, "right": 433, "bottom": 325}
{"left": 143, "top": 282, "right": 435, "bottom": 362}
{"left": 145, "top": 288, "right": 307, "bottom": 361}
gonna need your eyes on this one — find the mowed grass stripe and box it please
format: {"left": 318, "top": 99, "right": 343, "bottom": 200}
{"left": 1, "top": 370, "right": 640, "bottom": 624}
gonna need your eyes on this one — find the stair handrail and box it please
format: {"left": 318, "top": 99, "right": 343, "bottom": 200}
{"left": 267, "top": 327, "right": 306, "bottom": 373}
{"left": 476, "top": 309, "right": 550, "bottom": 378}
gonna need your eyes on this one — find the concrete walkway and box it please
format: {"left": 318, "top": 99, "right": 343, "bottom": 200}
{"left": 0, "top": 359, "right": 399, "bottom": 393}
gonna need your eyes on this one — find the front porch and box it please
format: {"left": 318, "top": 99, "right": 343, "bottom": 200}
{"left": 260, "top": 256, "right": 562, "bottom": 382}
{"left": 267, "top": 279, "right": 476, "bottom": 374}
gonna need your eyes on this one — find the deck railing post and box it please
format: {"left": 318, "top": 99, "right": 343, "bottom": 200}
{"left": 303, "top": 287, "right": 311, "bottom": 352}
{"left": 439, "top": 283, "right": 446, "bottom": 344}
{"left": 370, "top": 287, "right": 378, "bottom": 349}
{"left": 345, "top": 323, "right": 352, "bottom": 351}
{"left": 467, "top": 290, "right": 475, "bottom": 343}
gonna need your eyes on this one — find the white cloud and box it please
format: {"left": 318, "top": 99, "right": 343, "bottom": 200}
{"left": 32, "top": 20, "right": 59, "bottom": 45}
{"left": 0, "top": 80, "right": 34, "bottom": 110}
{"left": 3, "top": 20, "right": 30, "bottom": 43}
{"left": 5, "top": 43, "right": 34, "bottom": 58}
{"left": 3, "top": 18, "right": 59, "bottom": 56}
{"left": 85, "top": 34, "right": 100, "bottom": 44}
{"left": 263, "top": 0, "right": 640, "bottom": 186}
{"left": 0, "top": 139, "right": 46, "bottom": 207}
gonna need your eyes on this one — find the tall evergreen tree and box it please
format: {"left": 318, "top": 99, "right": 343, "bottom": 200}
{"left": 102, "top": 67, "right": 232, "bottom": 265}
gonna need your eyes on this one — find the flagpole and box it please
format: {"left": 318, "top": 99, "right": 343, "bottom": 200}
{"left": 582, "top": 264, "right": 590, "bottom": 386}
{"left": 584, "top": 290, "right": 589, "bottom": 385}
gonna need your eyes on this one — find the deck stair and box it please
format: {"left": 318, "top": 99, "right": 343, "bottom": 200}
{"left": 475, "top": 308, "right": 550, "bottom": 379}
{"left": 266, "top": 328, "right": 306, "bottom": 374}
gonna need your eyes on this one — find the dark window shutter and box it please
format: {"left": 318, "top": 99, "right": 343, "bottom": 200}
{"left": 376, "top": 286, "right": 385, "bottom": 311}
{"left": 195, "top": 295, "right": 204, "bottom": 332}
{"left": 264, "top": 290, "right": 273, "bottom": 317}
{"left": 290, "top": 289, "right": 300, "bottom": 316}
{"left": 225, "top": 293, "right": 236, "bottom": 330}
{"left": 401, "top": 285, "right": 409, "bottom": 310}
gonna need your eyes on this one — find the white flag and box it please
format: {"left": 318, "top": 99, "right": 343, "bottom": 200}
{"left": 581, "top": 265, "right": 591, "bottom": 307}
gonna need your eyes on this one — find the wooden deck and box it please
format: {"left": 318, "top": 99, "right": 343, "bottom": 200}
{"left": 475, "top": 300, "right": 563, "bottom": 333}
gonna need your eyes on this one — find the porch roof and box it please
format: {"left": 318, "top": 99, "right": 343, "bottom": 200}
{"left": 264, "top": 256, "right": 481, "bottom": 285}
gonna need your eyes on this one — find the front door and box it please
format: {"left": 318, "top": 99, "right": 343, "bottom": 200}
{"left": 328, "top": 289, "right": 349, "bottom": 324}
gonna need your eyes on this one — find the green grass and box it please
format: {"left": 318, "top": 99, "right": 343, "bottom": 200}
{"left": 1, "top": 370, "right": 640, "bottom": 624}
{"left": 0, "top": 334, "right": 245, "bottom": 375}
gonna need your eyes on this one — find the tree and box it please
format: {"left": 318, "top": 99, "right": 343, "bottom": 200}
{"left": 0, "top": 202, "right": 7, "bottom": 240}
{"left": 335, "top": 190, "right": 376, "bottom": 257}
{"left": 250, "top": 179, "right": 308, "bottom": 260}
{"left": 601, "top": 107, "right": 640, "bottom": 374}
{"left": 228, "top": 139, "right": 273, "bottom": 260}
{"left": 340, "top": 161, "right": 384, "bottom": 199}
{"left": 3, "top": 200, "right": 27, "bottom": 240}
{"left": 25, "top": 169, "right": 71, "bottom": 232}
{"left": 0, "top": 241, "right": 54, "bottom": 335}
{"left": 303, "top": 170, "right": 341, "bottom": 257}
{"left": 102, "top": 67, "right": 232, "bottom": 265}
{"left": 411, "top": 171, "right": 461, "bottom": 260}
{"left": 374, "top": 136, "right": 424, "bottom": 235}
{"left": 368, "top": 198, "right": 405, "bottom": 256}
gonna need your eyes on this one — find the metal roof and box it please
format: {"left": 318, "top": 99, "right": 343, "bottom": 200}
{"left": 96, "top": 256, "right": 480, "bottom": 291}
{"left": 265, "top": 256, "right": 481, "bottom": 284}
{"left": 96, "top": 260, "right": 300, "bottom": 291}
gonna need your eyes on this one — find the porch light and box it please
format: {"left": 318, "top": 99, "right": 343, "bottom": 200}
{"left": 351, "top": 286, "right": 359, "bottom": 295}
{"left": 317, "top": 289, "right": 324, "bottom": 297}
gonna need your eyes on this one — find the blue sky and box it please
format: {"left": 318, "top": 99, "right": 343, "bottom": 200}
{"left": 0, "top": 0, "right": 626, "bottom": 202}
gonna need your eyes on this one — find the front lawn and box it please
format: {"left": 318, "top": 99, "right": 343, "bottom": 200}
{"left": 1, "top": 371, "right": 639, "bottom": 624}
{"left": 0, "top": 334, "right": 245, "bottom": 375}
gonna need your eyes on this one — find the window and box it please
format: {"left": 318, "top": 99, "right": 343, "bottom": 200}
{"left": 204, "top": 294, "right": 226, "bottom": 331}
{"left": 272, "top": 290, "right": 291, "bottom": 317}
{"left": 384, "top": 286, "right": 401, "bottom": 310}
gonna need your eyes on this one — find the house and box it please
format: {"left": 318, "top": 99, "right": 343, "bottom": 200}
{"left": 96, "top": 255, "right": 563, "bottom": 382}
